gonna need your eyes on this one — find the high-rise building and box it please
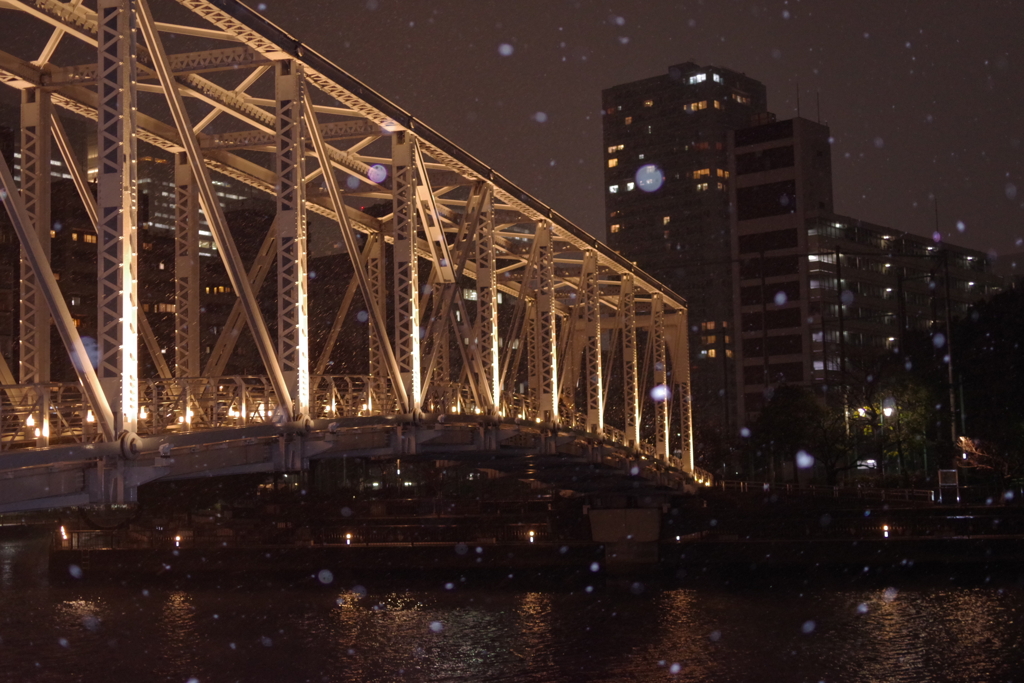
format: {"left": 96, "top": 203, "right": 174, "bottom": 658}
{"left": 602, "top": 66, "right": 1004, "bottom": 451}
{"left": 602, "top": 63, "right": 771, "bottom": 435}
{"left": 730, "top": 117, "right": 1003, "bottom": 424}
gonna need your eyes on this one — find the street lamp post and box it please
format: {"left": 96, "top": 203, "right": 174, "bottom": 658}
{"left": 883, "top": 397, "right": 905, "bottom": 485}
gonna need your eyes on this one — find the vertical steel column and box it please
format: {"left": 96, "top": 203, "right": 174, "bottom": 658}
{"left": 525, "top": 308, "right": 538, "bottom": 413}
{"left": 19, "top": 89, "right": 51, "bottom": 446}
{"left": 621, "top": 275, "right": 639, "bottom": 448}
{"left": 96, "top": 0, "right": 138, "bottom": 437}
{"left": 135, "top": 0, "right": 292, "bottom": 420}
{"left": 474, "top": 185, "right": 499, "bottom": 413}
{"left": 410, "top": 140, "right": 456, "bottom": 284}
{"left": 275, "top": 60, "right": 309, "bottom": 419}
{"left": 0, "top": 152, "right": 116, "bottom": 442}
{"left": 392, "top": 132, "right": 421, "bottom": 414}
{"left": 583, "top": 251, "right": 603, "bottom": 434}
{"left": 366, "top": 233, "right": 388, "bottom": 411}
{"left": 173, "top": 152, "right": 199, "bottom": 378}
{"left": 301, "top": 97, "right": 405, "bottom": 414}
{"left": 19, "top": 89, "right": 51, "bottom": 390}
{"left": 533, "top": 223, "right": 557, "bottom": 422}
{"left": 652, "top": 293, "right": 669, "bottom": 460}
{"left": 666, "top": 312, "right": 694, "bottom": 472}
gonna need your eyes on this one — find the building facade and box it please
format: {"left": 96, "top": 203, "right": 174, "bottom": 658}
{"left": 730, "top": 117, "right": 1003, "bottom": 423}
{"left": 602, "top": 63, "right": 771, "bottom": 435}
{"left": 601, "top": 67, "right": 1003, "bottom": 441}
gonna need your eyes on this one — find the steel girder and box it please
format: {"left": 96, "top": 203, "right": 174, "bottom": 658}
{"left": 391, "top": 132, "right": 421, "bottom": 414}
{"left": 582, "top": 251, "right": 603, "bottom": 434}
{"left": 18, "top": 88, "right": 51, "bottom": 391}
{"left": 472, "top": 184, "right": 500, "bottom": 413}
{"left": 0, "top": 153, "right": 116, "bottom": 441}
{"left": 275, "top": 59, "right": 309, "bottom": 420}
{"left": 532, "top": 224, "right": 557, "bottom": 422}
{"left": 652, "top": 294, "right": 669, "bottom": 461}
{"left": 95, "top": 0, "right": 139, "bottom": 438}
{"left": 174, "top": 153, "right": 201, "bottom": 378}
{"left": 137, "top": 0, "right": 294, "bottom": 421}
{"left": 18, "top": 88, "right": 51, "bottom": 447}
{"left": 302, "top": 96, "right": 405, "bottom": 413}
{"left": 620, "top": 275, "right": 640, "bottom": 448}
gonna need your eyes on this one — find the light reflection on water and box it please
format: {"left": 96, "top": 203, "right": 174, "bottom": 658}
{"left": 0, "top": 540, "right": 1021, "bottom": 682}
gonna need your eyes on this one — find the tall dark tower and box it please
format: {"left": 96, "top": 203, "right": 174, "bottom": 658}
{"left": 602, "top": 63, "right": 771, "bottom": 438}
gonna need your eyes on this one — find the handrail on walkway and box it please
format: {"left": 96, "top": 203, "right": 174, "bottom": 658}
{"left": 717, "top": 480, "right": 935, "bottom": 503}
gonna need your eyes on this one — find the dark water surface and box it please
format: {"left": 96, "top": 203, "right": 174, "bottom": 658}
{"left": 2, "top": 538, "right": 1023, "bottom": 682}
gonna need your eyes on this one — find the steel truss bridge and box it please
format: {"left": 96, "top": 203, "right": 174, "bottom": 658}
{"left": 0, "top": 0, "right": 701, "bottom": 514}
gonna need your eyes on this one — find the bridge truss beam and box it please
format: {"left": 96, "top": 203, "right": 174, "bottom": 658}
{"left": 0, "top": 0, "right": 698, "bottom": 512}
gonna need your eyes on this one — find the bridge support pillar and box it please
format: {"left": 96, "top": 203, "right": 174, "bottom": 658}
{"left": 276, "top": 60, "right": 310, "bottom": 419}
{"left": 275, "top": 435, "right": 303, "bottom": 473}
{"left": 663, "top": 311, "right": 693, "bottom": 472}
{"left": 96, "top": 0, "right": 139, "bottom": 442}
{"left": 19, "top": 88, "right": 52, "bottom": 447}
{"left": 532, "top": 223, "right": 557, "bottom": 423}
{"left": 472, "top": 184, "right": 500, "bottom": 414}
{"left": 19, "top": 90, "right": 51, "bottom": 386}
{"left": 174, "top": 153, "right": 200, "bottom": 379}
{"left": 392, "top": 132, "right": 421, "bottom": 414}
{"left": 652, "top": 294, "right": 669, "bottom": 461}
{"left": 620, "top": 275, "right": 640, "bottom": 449}
{"left": 583, "top": 250, "right": 603, "bottom": 435}
{"left": 366, "top": 234, "right": 389, "bottom": 412}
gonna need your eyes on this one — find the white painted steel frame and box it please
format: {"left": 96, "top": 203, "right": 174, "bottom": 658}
{"left": 532, "top": 223, "right": 557, "bottom": 422}
{"left": 0, "top": 154, "right": 116, "bottom": 441}
{"left": 652, "top": 294, "right": 669, "bottom": 460}
{"left": 18, "top": 88, "right": 51, "bottom": 446}
{"left": 173, "top": 153, "right": 200, "bottom": 378}
{"left": 18, "top": 88, "right": 51, "bottom": 391}
{"left": 275, "top": 60, "right": 309, "bottom": 419}
{"left": 472, "top": 184, "right": 500, "bottom": 414}
{"left": 136, "top": 0, "right": 294, "bottom": 421}
{"left": 302, "top": 97, "right": 407, "bottom": 413}
{"left": 0, "top": 0, "right": 698, "bottom": 507}
{"left": 582, "top": 250, "right": 603, "bottom": 434}
{"left": 391, "top": 132, "right": 421, "bottom": 414}
{"left": 95, "top": 0, "right": 139, "bottom": 437}
{"left": 620, "top": 275, "right": 640, "bottom": 448}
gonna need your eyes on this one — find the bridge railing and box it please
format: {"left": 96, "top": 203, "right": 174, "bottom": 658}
{"left": 691, "top": 466, "right": 715, "bottom": 486}
{"left": 310, "top": 375, "right": 375, "bottom": 419}
{"left": 0, "top": 382, "right": 99, "bottom": 450}
{"left": 0, "top": 378, "right": 684, "bottom": 466}
{"left": 717, "top": 480, "right": 935, "bottom": 503}
{"left": 500, "top": 392, "right": 536, "bottom": 421}
{"left": 0, "top": 376, "right": 386, "bottom": 448}
{"left": 138, "top": 376, "right": 283, "bottom": 433}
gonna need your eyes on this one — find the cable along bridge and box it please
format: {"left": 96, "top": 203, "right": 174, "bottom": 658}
{"left": 0, "top": 0, "right": 700, "bottom": 514}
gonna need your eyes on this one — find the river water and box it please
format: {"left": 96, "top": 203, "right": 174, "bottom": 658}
{"left": 2, "top": 537, "right": 1022, "bottom": 682}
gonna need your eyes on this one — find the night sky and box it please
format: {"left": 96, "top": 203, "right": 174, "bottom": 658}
{"left": 251, "top": 0, "right": 1023, "bottom": 260}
